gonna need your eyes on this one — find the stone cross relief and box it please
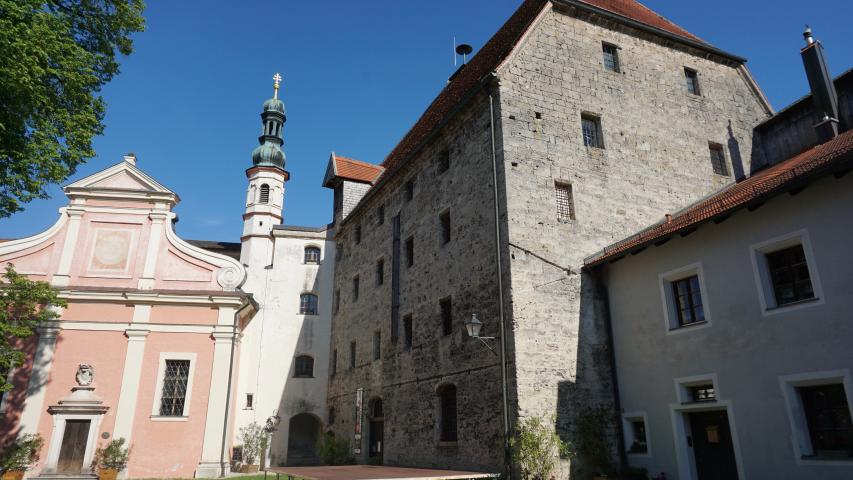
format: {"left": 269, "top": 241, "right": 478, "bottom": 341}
{"left": 75, "top": 363, "right": 94, "bottom": 386}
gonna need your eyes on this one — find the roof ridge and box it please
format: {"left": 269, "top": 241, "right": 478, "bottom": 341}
{"left": 336, "top": 155, "right": 384, "bottom": 170}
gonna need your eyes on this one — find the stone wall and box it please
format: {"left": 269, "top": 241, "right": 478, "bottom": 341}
{"left": 327, "top": 92, "right": 508, "bottom": 472}
{"left": 496, "top": 4, "right": 770, "bottom": 476}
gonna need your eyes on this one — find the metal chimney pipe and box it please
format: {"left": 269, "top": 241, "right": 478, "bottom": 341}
{"left": 800, "top": 26, "right": 840, "bottom": 142}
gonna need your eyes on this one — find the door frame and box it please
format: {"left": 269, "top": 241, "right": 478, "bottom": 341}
{"left": 669, "top": 400, "right": 745, "bottom": 480}
{"left": 44, "top": 413, "right": 104, "bottom": 474}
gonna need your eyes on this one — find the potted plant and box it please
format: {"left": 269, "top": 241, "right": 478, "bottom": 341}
{"left": 92, "top": 438, "right": 130, "bottom": 480}
{"left": 237, "top": 422, "right": 265, "bottom": 473}
{"left": 1, "top": 433, "right": 43, "bottom": 480}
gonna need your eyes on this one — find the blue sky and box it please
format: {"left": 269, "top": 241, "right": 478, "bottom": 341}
{"left": 2, "top": 0, "right": 851, "bottom": 241}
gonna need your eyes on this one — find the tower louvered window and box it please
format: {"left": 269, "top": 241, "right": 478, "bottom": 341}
{"left": 259, "top": 184, "right": 270, "bottom": 204}
{"left": 159, "top": 360, "right": 190, "bottom": 416}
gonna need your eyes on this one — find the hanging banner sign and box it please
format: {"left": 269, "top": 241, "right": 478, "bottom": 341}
{"left": 354, "top": 387, "right": 364, "bottom": 454}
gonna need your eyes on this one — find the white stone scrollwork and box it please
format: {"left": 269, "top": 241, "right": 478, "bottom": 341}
{"left": 217, "top": 266, "right": 243, "bottom": 290}
{"left": 76, "top": 364, "right": 94, "bottom": 386}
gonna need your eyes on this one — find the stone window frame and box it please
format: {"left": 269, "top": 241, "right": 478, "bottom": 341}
{"left": 150, "top": 352, "right": 197, "bottom": 421}
{"left": 708, "top": 142, "right": 730, "bottom": 176}
{"left": 554, "top": 181, "right": 576, "bottom": 222}
{"left": 349, "top": 341, "right": 356, "bottom": 370}
{"left": 749, "top": 229, "right": 824, "bottom": 316}
{"left": 377, "top": 204, "right": 385, "bottom": 225}
{"left": 299, "top": 292, "right": 319, "bottom": 316}
{"left": 293, "top": 354, "right": 315, "bottom": 378}
{"left": 436, "top": 150, "right": 451, "bottom": 175}
{"left": 439, "top": 209, "right": 451, "bottom": 245}
{"left": 580, "top": 112, "right": 604, "bottom": 149}
{"left": 778, "top": 369, "right": 853, "bottom": 466}
{"left": 405, "top": 236, "right": 415, "bottom": 268}
{"left": 244, "top": 393, "right": 254, "bottom": 410}
{"left": 376, "top": 257, "right": 385, "bottom": 286}
{"left": 622, "top": 411, "right": 651, "bottom": 458}
{"left": 404, "top": 178, "right": 415, "bottom": 202}
{"left": 355, "top": 224, "right": 362, "bottom": 244}
{"left": 304, "top": 245, "right": 322, "bottom": 265}
{"left": 659, "top": 262, "right": 713, "bottom": 335}
{"left": 684, "top": 67, "right": 701, "bottom": 96}
{"left": 373, "top": 330, "right": 381, "bottom": 361}
{"left": 602, "top": 41, "right": 621, "bottom": 73}
{"left": 353, "top": 275, "right": 360, "bottom": 302}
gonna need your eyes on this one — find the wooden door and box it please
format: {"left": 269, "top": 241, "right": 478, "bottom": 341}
{"left": 689, "top": 411, "right": 738, "bottom": 480}
{"left": 57, "top": 420, "right": 91, "bottom": 474}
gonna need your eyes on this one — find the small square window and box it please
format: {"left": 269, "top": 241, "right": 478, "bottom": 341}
{"left": 376, "top": 258, "right": 385, "bottom": 286}
{"left": 349, "top": 341, "right": 356, "bottom": 369}
{"left": 373, "top": 331, "right": 381, "bottom": 361}
{"left": 555, "top": 182, "right": 575, "bottom": 222}
{"left": 437, "top": 151, "right": 450, "bottom": 174}
{"left": 355, "top": 225, "right": 362, "bottom": 244}
{"left": 353, "top": 275, "right": 360, "bottom": 301}
{"left": 767, "top": 245, "right": 814, "bottom": 306}
{"left": 405, "top": 236, "right": 414, "bottom": 268}
{"left": 685, "top": 68, "right": 700, "bottom": 95}
{"left": 245, "top": 393, "right": 254, "bottom": 409}
{"left": 404, "top": 179, "right": 415, "bottom": 202}
{"left": 403, "top": 314, "right": 413, "bottom": 349}
{"left": 440, "top": 297, "right": 453, "bottom": 336}
{"left": 709, "top": 143, "right": 729, "bottom": 176}
{"left": 671, "top": 275, "right": 705, "bottom": 327}
{"left": 377, "top": 205, "right": 385, "bottom": 225}
{"left": 581, "top": 114, "right": 604, "bottom": 149}
{"left": 689, "top": 384, "right": 716, "bottom": 403}
{"left": 624, "top": 417, "right": 648, "bottom": 454}
{"left": 439, "top": 211, "right": 451, "bottom": 245}
{"left": 602, "top": 43, "right": 620, "bottom": 72}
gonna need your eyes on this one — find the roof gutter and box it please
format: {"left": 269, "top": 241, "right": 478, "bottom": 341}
{"left": 552, "top": 0, "right": 747, "bottom": 64}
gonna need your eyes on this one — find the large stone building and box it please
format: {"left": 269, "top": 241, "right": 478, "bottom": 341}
{"left": 324, "top": 0, "right": 771, "bottom": 475}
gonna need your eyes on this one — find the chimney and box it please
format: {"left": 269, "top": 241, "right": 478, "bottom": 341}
{"left": 800, "top": 26, "right": 840, "bottom": 142}
{"left": 123, "top": 152, "right": 137, "bottom": 165}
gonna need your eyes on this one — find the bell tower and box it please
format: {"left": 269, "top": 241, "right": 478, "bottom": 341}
{"left": 240, "top": 73, "right": 289, "bottom": 266}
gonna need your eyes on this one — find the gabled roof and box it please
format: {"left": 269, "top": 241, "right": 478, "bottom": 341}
{"left": 379, "top": 0, "right": 724, "bottom": 174}
{"left": 584, "top": 128, "right": 853, "bottom": 268}
{"left": 323, "top": 152, "right": 384, "bottom": 187}
{"left": 64, "top": 155, "right": 179, "bottom": 205}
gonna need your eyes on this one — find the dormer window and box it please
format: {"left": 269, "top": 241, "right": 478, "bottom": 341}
{"left": 259, "top": 184, "right": 270, "bottom": 204}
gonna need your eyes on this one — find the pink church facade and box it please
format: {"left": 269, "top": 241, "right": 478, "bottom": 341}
{"left": 0, "top": 155, "right": 256, "bottom": 479}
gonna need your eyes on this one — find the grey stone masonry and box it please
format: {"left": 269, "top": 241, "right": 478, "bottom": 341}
{"left": 327, "top": 2, "right": 771, "bottom": 477}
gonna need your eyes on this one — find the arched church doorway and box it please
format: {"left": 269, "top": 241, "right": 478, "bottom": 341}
{"left": 286, "top": 413, "right": 321, "bottom": 466}
{"left": 367, "top": 397, "right": 384, "bottom": 463}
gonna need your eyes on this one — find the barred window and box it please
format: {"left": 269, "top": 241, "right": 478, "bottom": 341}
{"left": 304, "top": 246, "right": 321, "bottom": 264}
{"left": 259, "top": 184, "right": 270, "bottom": 204}
{"left": 159, "top": 360, "right": 190, "bottom": 416}
{"left": 294, "top": 355, "right": 314, "bottom": 378}
{"left": 709, "top": 143, "right": 729, "bottom": 176}
{"left": 555, "top": 183, "right": 575, "bottom": 222}
{"left": 685, "top": 68, "right": 700, "bottom": 95}
{"left": 299, "top": 293, "right": 318, "bottom": 315}
{"left": 602, "top": 43, "right": 620, "bottom": 72}
{"left": 581, "top": 114, "right": 604, "bottom": 149}
{"left": 689, "top": 384, "right": 716, "bottom": 403}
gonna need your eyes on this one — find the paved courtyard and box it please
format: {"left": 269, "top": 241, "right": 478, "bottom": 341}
{"left": 267, "top": 465, "right": 499, "bottom": 480}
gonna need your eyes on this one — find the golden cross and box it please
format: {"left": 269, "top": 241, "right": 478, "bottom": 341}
{"left": 273, "top": 73, "right": 282, "bottom": 99}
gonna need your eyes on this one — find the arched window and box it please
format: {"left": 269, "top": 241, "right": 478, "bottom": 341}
{"left": 259, "top": 184, "right": 270, "bottom": 204}
{"left": 369, "top": 398, "right": 384, "bottom": 419}
{"left": 294, "top": 355, "right": 314, "bottom": 378}
{"left": 304, "top": 246, "right": 321, "bottom": 264}
{"left": 438, "top": 384, "right": 457, "bottom": 442}
{"left": 300, "top": 293, "right": 318, "bottom": 315}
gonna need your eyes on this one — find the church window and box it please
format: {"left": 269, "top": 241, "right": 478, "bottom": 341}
{"left": 294, "top": 355, "right": 314, "bottom": 378}
{"left": 299, "top": 293, "right": 318, "bottom": 315}
{"left": 581, "top": 114, "right": 604, "bottom": 149}
{"left": 259, "top": 184, "right": 270, "bottom": 204}
{"left": 602, "top": 43, "right": 620, "bottom": 72}
{"left": 438, "top": 384, "right": 458, "bottom": 442}
{"left": 159, "top": 360, "right": 191, "bottom": 417}
{"left": 304, "top": 246, "right": 321, "bottom": 264}
{"left": 709, "top": 143, "right": 729, "bottom": 176}
{"left": 555, "top": 182, "right": 575, "bottom": 222}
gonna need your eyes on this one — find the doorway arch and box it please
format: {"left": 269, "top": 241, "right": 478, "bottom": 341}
{"left": 286, "top": 413, "right": 322, "bottom": 466}
{"left": 367, "top": 397, "right": 384, "bottom": 463}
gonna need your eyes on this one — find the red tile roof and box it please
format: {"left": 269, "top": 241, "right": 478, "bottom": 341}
{"left": 585, "top": 129, "right": 853, "bottom": 267}
{"left": 578, "top": 0, "right": 702, "bottom": 42}
{"left": 380, "top": 0, "right": 709, "bottom": 173}
{"left": 332, "top": 154, "right": 384, "bottom": 185}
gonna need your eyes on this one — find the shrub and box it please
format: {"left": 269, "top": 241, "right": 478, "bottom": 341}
{"left": 317, "top": 433, "right": 355, "bottom": 466}
{"left": 238, "top": 422, "right": 266, "bottom": 465}
{"left": 577, "top": 407, "right": 614, "bottom": 476}
{"left": 92, "top": 438, "right": 130, "bottom": 471}
{"left": 1, "top": 434, "right": 43, "bottom": 471}
{"left": 510, "top": 416, "right": 574, "bottom": 480}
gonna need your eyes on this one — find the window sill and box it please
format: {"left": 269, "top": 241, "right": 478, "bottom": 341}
{"left": 294, "top": 375, "right": 314, "bottom": 379}
{"left": 767, "top": 296, "right": 820, "bottom": 311}
{"left": 798, "top": 454, "right": 853, "bottom": 466}
{"left": 150, "top": 415, "right": 188, "bottom": 422}
{"left": 437, "top": 441, "right": 458, "bottom": 448}
{"left": 667, "top": 320, "right": 710, "bottom": 334}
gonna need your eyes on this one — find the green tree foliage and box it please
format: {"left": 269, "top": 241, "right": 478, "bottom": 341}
{"left": 0, "top": 264, "right": 64, "bottom": 394}
{"left": 317, "top": 433, "right": 355, "bottom": 466}
{"left": 93, "top": 437, "right": 131, "bottom": 471}
{"left": 0, "top": 0, "right": 145, "bottom": 217}
{"left": 510, "top": 415, "right": 574, "bottom": 480}
{"left": 238, "top": 422, "right": 266, "bottom": 465}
